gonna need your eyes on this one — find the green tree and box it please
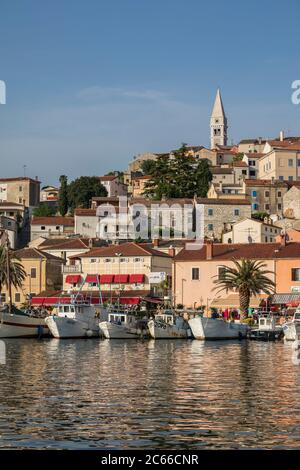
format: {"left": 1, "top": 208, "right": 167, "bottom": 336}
{"left": 143, "top": 143, "right": 212, "bottom": 199}
{"left": 213, "top": 259, "right": 275, "bottom": 318}
{"left": 59, "top": 175, "right": 68, "bottom": 216}
{"left": 68, "top": 176, "right": 108, "bottom": 209}
{"left": 0, "top": 245, "right": 26, "bottom": 304}
{"left": 252, "top": 212, "right": 269, "bottom": 221}
{"left": 233, "top": 152, "right": 244, "bottom": 162}
{"left": 140, "top": 159, "right": 157, "bottom": 175}
{"left": 33, "top": 204, "right": 56, "bottom": 217}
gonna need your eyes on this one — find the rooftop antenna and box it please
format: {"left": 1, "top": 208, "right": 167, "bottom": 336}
{"left": 23, "top": 165, "right": 27, "bottom": 177}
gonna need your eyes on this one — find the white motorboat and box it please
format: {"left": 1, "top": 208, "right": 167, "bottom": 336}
{"left": 148, "top": 311, "right": 192, "bottom": 339}
{"left": 282, "top": 310, "right": 300, "bottom": 341}
{"left": 0, "top": 306, "right": 49, "bottom": 338}
{"left": 45, "top": 302, "right": 107, "bottom": 338}
{"left": 99, "top": 311, "right": 149, "bottom": 339}
{"left": 248, "top": 315, "right": 283, "bottom": 341}
{"left": 188, "top": 314, "right": 248, "bottom": 340}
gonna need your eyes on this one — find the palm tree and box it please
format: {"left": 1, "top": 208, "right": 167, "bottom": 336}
{"left": 213, "top": 259, "right": 275, "bottom": 318}
{"left": 0, "top": 244, "right": 26, "bottom": 309}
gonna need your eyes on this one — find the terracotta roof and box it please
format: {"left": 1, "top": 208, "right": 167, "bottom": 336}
{"left": 31, "top": 216, "right": 74, "bottom": 226}
{"left": 0, "top": 202, "right": 25, "bottom": 208}
{"left": 14, "top": 247, "right": 63, "bottom": 261}
{"left": 74, "top": 208, "right": 97, "bottom": 216}
{"left": 132, "top": 175, "right": 151, "bottom": 181}
{"left": 239, "top": 139, "right": 266, "bottom": 144}
{"left": 232, "top": 161, "right": 248, "bottom": 167}
{"left": 74, "top": 242, "right": 172, "bottom": 259}
{"left": 244, "top": 179, "right": 288, "bottom": 187}
{"left": 98, "top": 175, "right": 117, "bottom": 181}
{"left": 211, "top": 167, "right": 233, "bottom": 174}
{"left": 244, "top": 153, "right": 264, "bottom": 158}
{"left": 175, "top": 242, "right": 300, "bottom": 262}
{"left": 0, "top": 177, "right": 41, "bottom": 183}
{"left": 196, "top": 198, "right": 250, "bottom": 206}
{"left": 39, "top": 238, "right": 91, "bottom": 250}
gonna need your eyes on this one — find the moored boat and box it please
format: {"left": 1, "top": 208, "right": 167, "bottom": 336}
{"left": 248, "top": 315, "right": 283, "bottom": 341}
{"left": 282, "top": 310, "right": 300, "bottom": 341}
{"left": 188, "top": 314, "right": 248, "bottom": 340}
{"left": 148, "top": 311, "right": 192, "bottom": 339}
{"left": 0, "top": 305, "right": 49, "bottom": 338}
{"left": 45, "top": 301, "right": 106, "bottom": 338}
{"left": 99, "top": 311, "right": 149, "bottom": 339}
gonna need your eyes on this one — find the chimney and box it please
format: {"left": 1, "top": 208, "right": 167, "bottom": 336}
{"left": 258, "top": 137, "right": 262, "bottom": 145}
{"left": 206, "top": 239, "right": 213, "bottom": 260}
{"left": 280, "top": 233, "right": 287, "bottom": 247}
{"left": 168, "top": 245, "right": 175, "bottom": 257}
{"left": 279, "top": 130, "right": 284, "bottom": 142}
{"left": 35, "top": 176, "right": 38, "bottom": 180}
{"left": 88, "top": 238, "right": 93, "bottom": 248}
{"left": 153, "top": 238, "right": 159, "bottom": 248}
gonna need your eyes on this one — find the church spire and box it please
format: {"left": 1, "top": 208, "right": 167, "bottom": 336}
{"left": 210, "top": 89, "right": 228, "bottom": 149}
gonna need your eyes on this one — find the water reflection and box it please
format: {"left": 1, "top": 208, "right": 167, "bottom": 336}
{"left": 0, "top": 338, "right": 299, "bottom": 449}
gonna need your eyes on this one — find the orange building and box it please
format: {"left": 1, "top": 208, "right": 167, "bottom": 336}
{"left": 173, "top": 237, "right": 300, "bottom": 309}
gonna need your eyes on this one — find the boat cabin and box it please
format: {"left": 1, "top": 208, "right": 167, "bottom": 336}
{"left": 258, "top": 316, "right": 276, "bottom": 331}
{"left": 154, "top": 313, "right": 174, "bottom": 325}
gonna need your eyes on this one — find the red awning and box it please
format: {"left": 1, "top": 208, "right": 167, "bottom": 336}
{"left": 114, "top": 274, "right": 129, "bottom": 283}
{"left": 86, "top": 274, "right": 100, "bottom": 283}
{"left": 129, "top": 274, "right": 145, "bottom": 283}
{"left": 65, "top": 275, "right": 82, "bottom": 284}
{"left": 100, "top": 274, "right": 115, "bottom": 284}
{"left": 142, "top": 296, "right": 163, "bottom": 304}
{"left": 31, "top": 296, "right": 71, "bottom": 306}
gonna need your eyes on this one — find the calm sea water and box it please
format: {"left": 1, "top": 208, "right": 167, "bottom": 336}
{"left": 0, "top": 338, "right": 299, "bottom": 449}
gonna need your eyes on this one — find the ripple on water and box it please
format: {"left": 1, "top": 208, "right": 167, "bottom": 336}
{"left": 0, "top": 338, "right": 299, "bottom": 449}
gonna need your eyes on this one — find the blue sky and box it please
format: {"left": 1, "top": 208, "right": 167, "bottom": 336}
{"left": 0, "top": 0, "right": 300, "bottom": 185}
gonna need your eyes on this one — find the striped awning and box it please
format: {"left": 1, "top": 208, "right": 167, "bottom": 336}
{"left": 129, "top": 274, "right": 145, "bottom": 283}
{"left": 65, "top": 275, "right": 82, "bottom": 284}
{"left": 210, "top": 293, "right": 267, "bottom": 309}
{"left": 114, "top": 274, "right": 129, "bottom": 283}
{"left": 85, "top": 274, "right": 100, "bottom": 283}
{"left": 271, "top": 293, "right": 300, "bottom": 304}
{"left": 100, "top": 274, "right": 114, "bottom": 284}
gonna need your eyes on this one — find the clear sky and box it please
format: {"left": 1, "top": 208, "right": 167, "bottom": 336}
{"left": 0, "top": 0, "right": 300, "bottom": 186}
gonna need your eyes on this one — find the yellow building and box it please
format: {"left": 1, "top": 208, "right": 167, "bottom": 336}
{"left": 1, "top": 247, "right": 63, "bottom": 307}
{"left": 258, "top": 144, "right": 300, "bottom": 181}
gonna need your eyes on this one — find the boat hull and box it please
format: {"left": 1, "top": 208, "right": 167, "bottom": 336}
{"left": 99, "top": 321, "right": 148, "bottom": 339}
{"left": 45, "top": 316, "right": 99, "bottom": 338}
{"left": 148, "top": 319, "right": 191, "bottom": 339}
{"left": 188, "top": 316, "right": 248, "bottom": 340}
{"left": 283, "top": 322, "right": 300, "bottom": 341}
{"left": 0, "top": 313, "right": 49, "bottom": 338}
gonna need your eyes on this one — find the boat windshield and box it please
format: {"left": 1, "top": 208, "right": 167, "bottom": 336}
{"left": 109, "top": 314, "right": 126, "bottom": 324}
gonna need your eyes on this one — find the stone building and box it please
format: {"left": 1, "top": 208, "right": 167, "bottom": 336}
{"left": 0, "top": 177, "right": 40, "bottom": 209}
{"left": 243, "top": 179, "right": 288, "bottom": 215}
{"left": 282, "top": 185, "right": 300, "bottom": 219}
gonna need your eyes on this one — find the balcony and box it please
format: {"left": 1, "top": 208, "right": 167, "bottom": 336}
{"left": 62, "top": 265, "right": 82, "bottom": 274}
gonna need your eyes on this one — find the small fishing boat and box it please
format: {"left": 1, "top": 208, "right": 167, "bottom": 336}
{"left": 248, "top": 315, "right": 283, "bottom": 341}
{"left": 188, "top": 314, "right": 248, "bottom": 340}
{"left": 148, "top": 310, "right": 192, "bottom": 339}
{"left": 282, "top": 310, "right": 300, "bottom": 341}
{"left": 45, "top": 300, "right": 106, "bottom": 339}
{"left": 99, "top": 311, "right": 149, "bottom": 339}
{"left": 0, "top": 305, "right": 49, "bottom": 338}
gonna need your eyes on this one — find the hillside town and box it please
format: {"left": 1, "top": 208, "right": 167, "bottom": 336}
{"left": 2, "top": 89, "right": 300, "bottom": 315}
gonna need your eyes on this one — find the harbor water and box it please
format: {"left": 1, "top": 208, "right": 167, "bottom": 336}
{"left": 0, "top": 338, "right": 299, "bottom": 449}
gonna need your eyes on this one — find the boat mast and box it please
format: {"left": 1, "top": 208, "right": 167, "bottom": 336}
{"left": 6, "top": 235, "right": 12, "bottom": 314}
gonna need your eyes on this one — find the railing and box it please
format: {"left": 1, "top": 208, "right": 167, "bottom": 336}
{"left": 62, "top": 265, "right": 82, "bottom": 273}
